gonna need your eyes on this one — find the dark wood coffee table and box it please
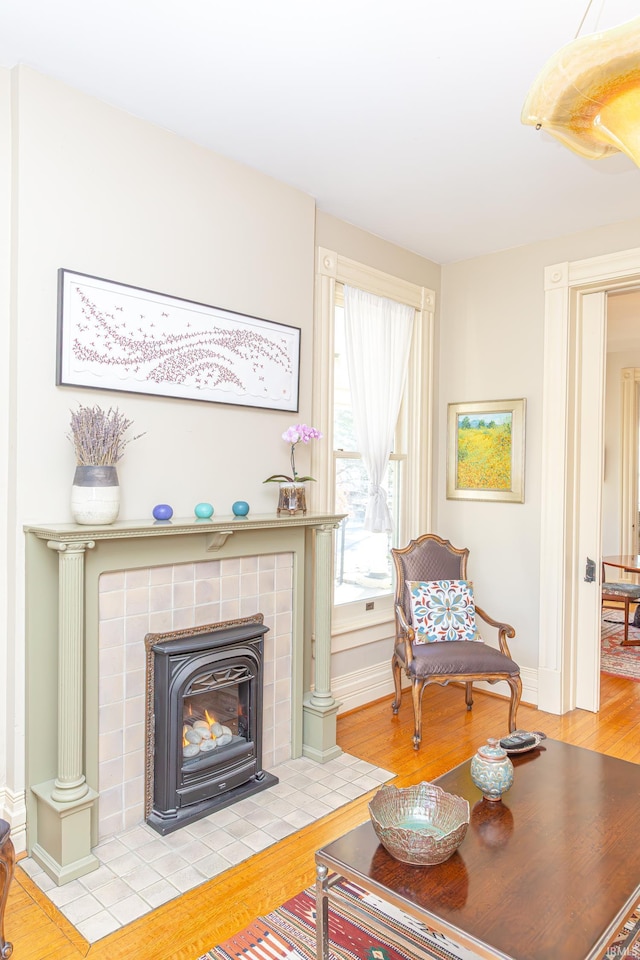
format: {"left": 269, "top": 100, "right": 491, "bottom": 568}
{"left": 316, "top": 739, "right": 640, "bottom": 960}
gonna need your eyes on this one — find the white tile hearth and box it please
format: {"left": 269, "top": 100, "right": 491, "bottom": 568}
{"left": 20, "top": 753, "right": 394, "bottom": 944}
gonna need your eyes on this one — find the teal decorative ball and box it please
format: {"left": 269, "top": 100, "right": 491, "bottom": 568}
{"left": 194, "top": 502, "right": 214, "bottom": 519}
{"left": 232, "top": 500, "right": 250, "bottom": 517}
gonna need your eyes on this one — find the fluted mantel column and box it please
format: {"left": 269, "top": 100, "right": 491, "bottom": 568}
{"left": 47, "top": 539, "right": 95, "bottom": 802}
{"left": 309, "top": 523, "right": 339, "bottom": 708}
{"left": 302, "top": 521, "right": 342, "bottom": 763}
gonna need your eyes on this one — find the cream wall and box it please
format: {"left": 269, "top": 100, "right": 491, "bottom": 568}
{"left": 3, "top": 65, "right": 318, "bottom": 849}
{"left": 439, "top": 217, "right": 640, "bottom": 690}
{"left": 316, "top": 213, "right": 441, "bottom": 291}
{"left": 13, "top": 65, "right": 316, "bottom": 523}
{"left": 1, "top": 67, "right": 444, "bottom": 849}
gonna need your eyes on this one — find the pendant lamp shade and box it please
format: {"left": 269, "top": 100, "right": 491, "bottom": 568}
{"left": 521, "top": 16, "right": 640, "bottom": 167}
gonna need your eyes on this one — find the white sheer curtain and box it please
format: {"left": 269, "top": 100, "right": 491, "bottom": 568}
{"left": 343, "top": 284, "right": 414, "bottom": 533}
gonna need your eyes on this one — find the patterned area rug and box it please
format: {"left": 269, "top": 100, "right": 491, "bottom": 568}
{"left": 603, "top": 901, "right": 640, "bottom": 959}
{"left": 601, "top": 611, "right": 640, "bottom": 681}
{"left": 199, "top": 880, "right": 640, "bottom": 960}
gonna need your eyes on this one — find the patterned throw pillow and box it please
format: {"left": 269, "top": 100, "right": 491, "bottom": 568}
{"left": 408, "top": 579, "right": 478, "bottom": 644}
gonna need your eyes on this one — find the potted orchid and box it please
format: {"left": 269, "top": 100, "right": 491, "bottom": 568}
{"left": 264, "top": 423, "right": 322, "bottom": 515}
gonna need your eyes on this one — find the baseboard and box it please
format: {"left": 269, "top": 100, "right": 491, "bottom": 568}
{"left": 0, "top": 786, "right": 27, "bottom": 853}
{"left": 333, "top": 661, "right": 539, "bottom": 716}
{"left": 536, "top": 666, "right": 563, "bottom": 714}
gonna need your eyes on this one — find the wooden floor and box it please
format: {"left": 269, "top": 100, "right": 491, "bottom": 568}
{"left": 6, "top": 672, "right": 640, "bottom": 960}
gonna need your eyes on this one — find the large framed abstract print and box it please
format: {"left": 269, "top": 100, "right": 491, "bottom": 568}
{"left": 447, "top": 398, "right": 526, "bottom": 502}
{"left": 56, "top": 269, "right": 301, "bottom": 411}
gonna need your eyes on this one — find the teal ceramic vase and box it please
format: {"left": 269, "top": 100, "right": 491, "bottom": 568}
{"left": 470, "top": 738, "right": 514, "bottom": 802}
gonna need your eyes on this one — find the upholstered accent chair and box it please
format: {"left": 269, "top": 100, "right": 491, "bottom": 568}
{"left": 601, "top": 561, "right": 640, "bottom": 645}
{"left": 391, "top": 533, "right": 522, "bottom": 750}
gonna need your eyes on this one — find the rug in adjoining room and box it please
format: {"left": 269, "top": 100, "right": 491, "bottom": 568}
{"left": 198, "top": 880, "right": 640, "bottom": 960}
{"left": 601, "top": 611, "right": 640, "bottom": 681}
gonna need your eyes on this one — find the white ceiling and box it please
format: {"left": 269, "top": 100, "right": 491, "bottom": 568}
{"left": 1, "top": 0, "right": 640, "bottom": 264}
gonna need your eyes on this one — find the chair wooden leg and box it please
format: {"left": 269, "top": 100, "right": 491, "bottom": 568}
{"left": 391, "top": 654, "right": 403, "bottom": 714}
{"left": 621, "top": 599, "right": 640, "bottom": 645}
{"left": 507, "top": 675, "right": 523, "bottom": 733}
{"left": 465, "top": 681, "right": 474, "bottom": 711}
{"left": 0, "top": 820, "right": 14, "bottom": 959}
{"left": 624, "top": 599, "right": 630, "bottom": 644}
{"left": 411, "top": 679, "right": 425, "bottom": 750}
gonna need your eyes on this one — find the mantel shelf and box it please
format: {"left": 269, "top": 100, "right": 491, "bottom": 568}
{"left": 24, "top": 511, "right": 346, "bottom": 547}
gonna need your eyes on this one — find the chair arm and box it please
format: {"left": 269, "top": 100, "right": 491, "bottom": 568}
{"left": 395, "top": 602, "right": 415, "bottom": 665}
{"left": 475, "top": 603, "right": 516, "bottom": 659}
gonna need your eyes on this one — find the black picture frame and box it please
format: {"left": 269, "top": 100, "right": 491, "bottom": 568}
{"left": 56, "top": 269, "right": 301, "bottom": 412}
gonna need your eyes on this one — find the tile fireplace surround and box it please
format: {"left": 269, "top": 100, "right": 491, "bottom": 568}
{"left": 23, "top": 512, "right": 343, "bottom": 886}
{"left": 99, "top": 556, "right": 290, "bottom": 841}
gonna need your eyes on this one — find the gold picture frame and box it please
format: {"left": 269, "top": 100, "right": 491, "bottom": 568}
{"left": 447, "top": 399, "right": 526, "bottom": 502}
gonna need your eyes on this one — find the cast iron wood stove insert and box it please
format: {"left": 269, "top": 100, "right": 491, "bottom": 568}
{"left": 144, "top": 615, "right": 278, "bottom": 835}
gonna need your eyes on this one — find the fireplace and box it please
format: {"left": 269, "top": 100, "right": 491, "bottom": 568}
{"left": 145, "top": 616, "right": 278, "bottom": 835}
{"left": 24, "top": 513, "right": 343, "bottom": 884}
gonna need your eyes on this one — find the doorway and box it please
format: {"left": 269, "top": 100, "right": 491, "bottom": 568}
{"left": 539, "top": 248, "right": 640, "bottom": 718}
{"left": 606, "top": 290, "right": 640, "bottom": 559}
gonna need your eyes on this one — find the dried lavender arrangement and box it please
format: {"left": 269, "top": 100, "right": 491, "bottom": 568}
{"left": 68, "top": 404, "right": 144, "bottom": 465}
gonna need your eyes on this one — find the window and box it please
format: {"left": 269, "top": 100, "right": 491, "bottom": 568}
{"left": 313, "top": 248, "right": 435, "bottom": 630}
{"left": 333, "top": 298, "right": 404, "bottom": 605}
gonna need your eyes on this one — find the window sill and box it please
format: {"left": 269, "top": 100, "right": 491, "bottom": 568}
{"left": 332, "top": 610, "right": 393, "bottom": 635}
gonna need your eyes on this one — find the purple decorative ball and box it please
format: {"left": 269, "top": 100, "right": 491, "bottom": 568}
{"left": 153, "top": 503, "right": 173, "bottom": 521}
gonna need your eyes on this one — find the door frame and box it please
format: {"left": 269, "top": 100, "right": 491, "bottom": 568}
{"left": 539, "top": 247, "right": 640, "bottom": 715}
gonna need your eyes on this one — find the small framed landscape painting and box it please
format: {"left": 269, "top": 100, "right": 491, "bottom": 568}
{"left": 447, "top": 399, "right": 526, "bottom": 502}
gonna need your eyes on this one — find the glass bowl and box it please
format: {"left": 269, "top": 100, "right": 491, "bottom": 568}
{"left": 368, "top": 782, "right": 470, "bottom": 865}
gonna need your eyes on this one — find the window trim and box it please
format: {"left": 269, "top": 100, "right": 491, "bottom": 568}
{"left": 312, "top": 247, "right": 436, "bottom": 631}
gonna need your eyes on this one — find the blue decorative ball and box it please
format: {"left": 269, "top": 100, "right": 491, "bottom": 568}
{"left": 152, "top": 503, "right": 173, "bottom": 521}
{"left": 194, "top": 502, "right": 214, "bottom": 519}
{"left": 232, "top": 500, "right": 250, "bottom": 517}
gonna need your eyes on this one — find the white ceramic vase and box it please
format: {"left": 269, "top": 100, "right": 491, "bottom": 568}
{"left": 71, "top": 464, "right": 120, "bottom": 525}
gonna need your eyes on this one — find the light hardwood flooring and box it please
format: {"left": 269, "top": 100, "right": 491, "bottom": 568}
{"left": 7, "top": 672, "right": 640, "bottom": 960}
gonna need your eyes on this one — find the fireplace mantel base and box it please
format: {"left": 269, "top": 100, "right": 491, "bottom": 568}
{"left": 30, "top": 781, "right": 99, "bottom": 884}
{"left": 302, "top": 694, "right": 342, "bottom": 764}
{"left": 24, "top": 512, "right": 344, "bottom": 884}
